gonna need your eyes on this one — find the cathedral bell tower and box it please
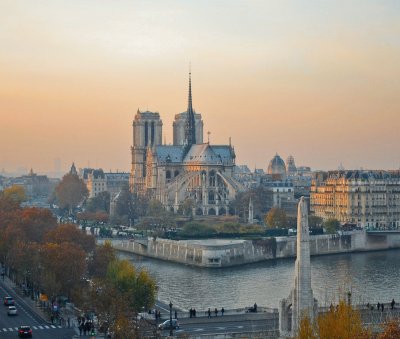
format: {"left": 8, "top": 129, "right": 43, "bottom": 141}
{"left": 129, "top": 109, "right": 162, "bottom": 194}
{"left": 184, "top": 71, "right": 196, "bottom": 151}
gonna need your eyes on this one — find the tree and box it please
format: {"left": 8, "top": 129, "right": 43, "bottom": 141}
{"left": 88, "top": 241, "right": 116, "bottom": 279}
{"left": 55, "top": 173, "right": 88, "bottom": 215}
{"left": 45, "top": 223, "right": 96, "bottom": 253}
{"left": 379, "top": 319, "right": 400, "bottom": 339}
{"left": 296, "top": 314, "right": 317, "bottom": 339}
{"left": 317, "top": 301, "right": 371, "bottom": 339}
{"left": 180, "top": 222, "right": 216, "bottom": 238}
{"left": 106, "top": 259, "right": 156, "bottom": 312}
{"left": 113, "top": 183, "right": 135, "bottom": 224}
{"left": 230, "top": 187, "right": 273, "bottom": 221}
{"left": 296, "top": 300, "right": 371, "bottom": 339}
{"left": 264, "top": 207, "right": 287, "bottom": 229}
{"left": 309, "top": 215, "right": 323, "bottom": 228}
{"left": 179, "top": 198, "right": 195, "bottom": 216}
{"left": 324, "top": 218, "right": 340, "bottom": 234}
{"left": 2, "top": 185, "right": 26, "bottom": 204}
{"left": 91, "top": 258, "right": 157, "bottom": 338}
{"left": 146, "top": 199, "right": 165, "bottom": 217}
{"left": 41, "top": 242, "right": 87, "bottom": 299}
{"left": 0, "top": 193, "right": 21, "bottom": 214}
{"left": 86, "top": 191, "right": 110, "bottom": 213}
{"left": 18, "top": 207, "right": 58, "bottom": 243}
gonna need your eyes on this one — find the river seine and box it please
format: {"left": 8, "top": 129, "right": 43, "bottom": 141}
{"left": 121, "top": 249, "right": 400, "bottom": 311}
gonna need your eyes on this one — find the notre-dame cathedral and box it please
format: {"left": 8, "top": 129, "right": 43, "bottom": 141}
{"left": 129, "top": 73, "right": 244, "bottom": 216}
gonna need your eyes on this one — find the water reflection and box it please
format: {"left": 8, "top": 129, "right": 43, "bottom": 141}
{"left": 120, "top": 249, "right": 400, "bottom": 311}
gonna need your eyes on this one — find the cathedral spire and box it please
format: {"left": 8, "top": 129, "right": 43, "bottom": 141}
{"left": 185, "top": 69, "right": 196, "bottom": 148}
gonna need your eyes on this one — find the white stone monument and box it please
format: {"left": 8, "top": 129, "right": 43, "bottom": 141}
{"left": 279, "top": 197, "right": 318, "bottom": 337}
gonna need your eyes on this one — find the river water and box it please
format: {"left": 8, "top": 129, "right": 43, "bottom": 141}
{"left": 120, "top": 249, "right": 400, "bottom": 311}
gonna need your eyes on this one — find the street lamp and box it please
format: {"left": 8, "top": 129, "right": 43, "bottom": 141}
{"left": 169, "top": 301, "right": 173, "bottom": 336}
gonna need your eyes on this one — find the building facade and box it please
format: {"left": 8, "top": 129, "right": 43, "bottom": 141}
{"left": 0, "top": 169, "right": 51, "bottom": 199}
{"left": 81, "top": 168, "right": 129, "bottom": 199}
{"left": 310, "top": 170, "right": 400, "bottom": 229}
{"left": 129, "top": 73, "right": 244, "bottom": 215}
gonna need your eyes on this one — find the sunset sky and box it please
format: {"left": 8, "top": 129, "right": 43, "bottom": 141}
{"left": 1, "top": 0, "right": 400, "bottom": 175}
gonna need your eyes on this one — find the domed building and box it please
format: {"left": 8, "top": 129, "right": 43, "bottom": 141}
{"left": 267, "top": 153, "right": 287, "bottom": 180}
{"left": 286, "top": 155, "right": 297, "bottom": 175}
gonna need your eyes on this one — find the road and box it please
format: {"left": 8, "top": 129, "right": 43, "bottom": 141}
{"left": 160, "top": 318, "right": 278, "bottom": 337}
{"left": 152, "top": 300, "right": 279, "bottom": 337}
{"left": 0, "top": 279, "right": 75, "bottom": 339}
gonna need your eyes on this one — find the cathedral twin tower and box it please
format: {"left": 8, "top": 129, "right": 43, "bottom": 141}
{"left": 130, "top": 72, "right": 203, "bottom": 193}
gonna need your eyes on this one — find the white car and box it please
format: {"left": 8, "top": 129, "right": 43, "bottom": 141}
{"left": 7, "top": 305, "right": 17, "bottom": 316}
{"left": 158, "top": 319, "right": 179, "bottom": 330}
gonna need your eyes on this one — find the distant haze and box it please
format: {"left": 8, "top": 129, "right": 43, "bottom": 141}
{"left": 1, "top": 0, "right": 400, "bottom": 174}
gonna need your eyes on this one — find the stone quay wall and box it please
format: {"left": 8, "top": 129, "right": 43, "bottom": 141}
{"left": 110, "top": 230, "right": 400, "bottom": 268}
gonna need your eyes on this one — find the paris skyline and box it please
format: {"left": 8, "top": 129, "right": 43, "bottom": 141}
{"left": 1, "top": 0, "right": 400, "bottom": 174}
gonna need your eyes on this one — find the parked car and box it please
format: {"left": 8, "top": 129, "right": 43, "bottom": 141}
{"left": 4, "top": 296, "right": 14, "bottom": 306}
{"left": 7, "top": 305, "right": 17, "bottom": 316}
{"left": 18, "top": 326, "right": 32, "bottom": 338}
{"left": 158, "top": 319, "right": 179, "bottom": 330}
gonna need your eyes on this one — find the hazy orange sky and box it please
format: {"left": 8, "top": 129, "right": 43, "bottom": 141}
{"left": 1, "top": 0, "right": 400, "bottom": 175}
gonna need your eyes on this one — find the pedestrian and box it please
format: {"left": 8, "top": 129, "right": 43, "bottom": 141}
{"left": 90, "top": 323, "right": 95, "bottom": 336}
{"left": 381, "top": 303, "right": 384, "bottom": 312}
{"left": 79, "top": 323, "right": 83, "bottom": 336}
{"left": 377, "top": 302, "right": 380, "bottom": 311}
{"left": 189, "top": 308, "right": 192, "bottom": 318}
{"left": 193, "top": 308, "right": 196, "bottom": 317}
{"left": 391, "top": 299, "right": 395, "bottom": 309}
{"left": 221, "top": 307, "right": 224, "bottom": 316}
{"left": 254, "top": 303, "right": 257, "bottom": 313}
{"left": 208, "top": 308, "right": 211, "bottom": 318}
{"left": 215, "top": 308, "right": 218, "bottom": 317}
{"left": 175, "top": 310, "right": 178, "bottom": 319}
{"left": 50, "top": 315, "right": 54, "bottom": 324}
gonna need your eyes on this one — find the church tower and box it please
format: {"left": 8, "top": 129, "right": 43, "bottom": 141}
{"left": 129, "top": 109, "right": 162, "bottom": 194}
{"left": 184, "top": 71, "right": 196, "bottom": 148}
{"left": 173, "top": 72, "right": 203, "bottom": 146}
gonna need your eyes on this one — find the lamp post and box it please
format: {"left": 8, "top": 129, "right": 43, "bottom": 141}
{"left": 169, "top": 301, "right": 173, "bottom": 336}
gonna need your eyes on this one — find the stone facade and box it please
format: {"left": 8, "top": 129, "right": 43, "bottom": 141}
{"left": 110, "top": 229, "right": 400, "bottom": 269}
{"left": 129, "top": 110, "right": 163, "bottom": 194}
{"left": 311, "top": 170, "right": 400, "bottom": 229}
{"left": 81, "top": 168, "right": 129, "bottom": 198}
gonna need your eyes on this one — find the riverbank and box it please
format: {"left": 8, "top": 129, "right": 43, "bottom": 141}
{"left": 107, "top": 230, "right": 400, "bottom": 267}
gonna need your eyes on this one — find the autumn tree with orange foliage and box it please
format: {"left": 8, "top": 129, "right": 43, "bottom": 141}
{"left": 378, "top": 319, "right": 400, "bottom": 339}
{"left": 0, "top": 191, "right": 157, "bottom": 332}
{"left": 297, "top": 300, "right": 374, "bottom": 339}
{"left": 45, "top": 223, "right": 95, "bottom": 253}
{"left": 18, "top": 208, "right": 58, "bottom": 243}
{"left": 40, "top": 242, "right": 87, "bottom": 300}
{"left": 88, "top": 241, "right": 116, "bottom": 279}
{"left": 55, "top": 172, "right": 88, "bottom": 215}
{"left": 2, "top": 185, "right": 26, "bottom": 204}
